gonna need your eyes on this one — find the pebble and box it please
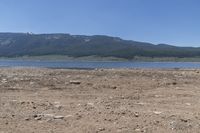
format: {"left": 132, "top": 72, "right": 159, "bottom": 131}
{"left": 30, "top": 82, "right": 34, "bottom": 85}
{"left": 54, "top": 102, "right": 62, "bottom": 109}
{"left": 135, "top": 128, "right": 141, "bottom": 132}
{"left": 185, "top": 103, "right": 191, "bottom": 106}
{"left": 1, "top": 79, "right": 7, "bottom": 83}
{"left": 180, "top": 118, "right": 188, "bottom": 122}
{"left": 87, "top": 102, "right": 94, "bottom": 106}
{"left": 25, "top": 118, "right": 30, "bottom": 121}
{"left": 69, "top": 80, "right": 81, "bottom": 85}
{"left": 134, "top": 112, "right": 139, "bottom": 117}
{"left": 44, "top": 114, "right": 54, "bottom": 117}
{"left": 53, "top": 115, "right": 64, "bottom": 119}
{"left": 35, "top": 117, "right": 42, "bottom": 120}
{"left": 111, "top": 86, "right": 117, "bottom": 89}
{"left": 65, "top": 115, "right": 73, "bottom": 118}
{"left": 153, "top": 111, "right": 162, "bottom": 115}
{"left": 98, "top": 127, "right": 105, "bottom": 132}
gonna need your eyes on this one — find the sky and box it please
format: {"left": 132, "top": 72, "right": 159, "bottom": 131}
{"left": 0, "top": 0, "right": 200, "bottom": 46}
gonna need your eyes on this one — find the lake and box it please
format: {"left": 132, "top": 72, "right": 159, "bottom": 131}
{"left": 1, "top": 60, "right": 200, "bottom": 69}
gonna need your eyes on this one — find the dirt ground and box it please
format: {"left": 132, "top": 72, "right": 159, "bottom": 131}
{"left": 1, "top": 68, "right": 200, "bottom": 133}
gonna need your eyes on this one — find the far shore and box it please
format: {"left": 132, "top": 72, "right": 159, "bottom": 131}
{"left": 1, "top": 55, "right": 200, "bottom": 62}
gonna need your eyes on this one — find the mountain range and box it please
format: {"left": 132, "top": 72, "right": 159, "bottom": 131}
{"left": 0, "top": 32, "right": 200, "bottom": 59}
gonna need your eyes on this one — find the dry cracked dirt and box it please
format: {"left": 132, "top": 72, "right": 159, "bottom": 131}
{"left": 1, "top": 68, "right": 200, "bottom": 133}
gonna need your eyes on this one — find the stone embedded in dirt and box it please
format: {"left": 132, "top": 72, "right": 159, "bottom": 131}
{"left": 180, "top": 118, "right": 188, "bottom": 123}
{"left": 172, "top": 82, "right": 177, "bottom": 85}
{"left": 135, "top": 128, "right": 141, "bottom": 132}
{"left": 69, "top": 80, "right": 81, "bottom": 85}
{"left": 97, "top": 127, "right": 105, "bottom": 132}
{"left": 33, "top": 114, "right": 65, "bottom": 120}
{"left": 121, "top": 111, "right": 126, "bottom": 115}
{"left": 54, "top": 104, "right": 62, "bottom": 109}
{"left": 153, "top": 111, "right": 162, "bottom": 115}
{"left": 1, "top": 79, "right": 7, "bottom": 83}
{"left": 65, "top": 115, "right": 73, "bottom": 118}
{"left": 111, "top": 86, "right": 117, "bottom": 89}
{"left": 87, "top": 102, "right": 94, "bottom": 106}
{"left": 54, "top": 102, "right": 62, "bottom": 109}
{"left": 134, "top": 112, "right": 139, "bottom": 117}
{"left": 75, "top": 113, "right": 82, "bottom": 120}
{"left": 30, "top": 82, "right": 34, "bottom": 85}
{"left": 20, "top": 101, "right": 26, "bottom": 104}
{"left": 33, "top": 114, "right": 38, "bottom": 118}
{"left": 25, "top": 118, "right": 30, "bottom": 121}
{"left": 136, "top": 102, "right": 146, "bottom": 105}
{"left": 35, "top": 117, "right": 42, "bottom": 120}
{"left": 54, "top": 115, "right": 64, "bottom": 119}
{"left": 33, "top": 114, "right": 43, "bottom": 120}
{"left": 44, "top": 114, "right": 54, "bottom": 117}
{"left": 185, "top": 103, "right": 191, "bottom": 106}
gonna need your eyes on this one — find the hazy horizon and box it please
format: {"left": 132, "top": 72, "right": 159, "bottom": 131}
{"left": 0, "top": 0, "right": 200, "bottom": 46}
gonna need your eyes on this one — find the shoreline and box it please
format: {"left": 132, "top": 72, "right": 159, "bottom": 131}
{"left": 2, "top": 55, "right": 200, "bottom": 62}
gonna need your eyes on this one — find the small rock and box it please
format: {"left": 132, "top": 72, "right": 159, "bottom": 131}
{"left": 44, "top": 114, "right": 54, "bottom": 117}
{"left": 98, "top": 127, "right": 105, "bottom": 132}
{"left": 65, "top": 115, "right": 73, "bottom": 118}
{"left": 154, "top": 95, "right": 162, "bottom": 98}
{"left": 111, "top": 86, "right": 117, "bottom": 89}
{"left": 54, "top": 115, "right": 64, "bottom": 119}
{"left": 109, "top": 96, "right": 113, "bottom": 99}
{"left": 180, "top": 118, "right": 188, "bottom": 122}
{"left": 136, "top": 102, "right": 146, "bottom": 105}
{"left": 135, "top": 128, "right": 141, "bottom": 132}
{"left": 20, "top": 101, "right": 25, "bottom": 104}
{"left": 55, "top": 105, "right": 62, "bottom": 109}
{"left": 185, "top": 103, "right": 191, "bottom": 106}
{"left": 134, "top": 112, "right": 139, "bottom": 117}
{"left": 172, "top": 82, "right": 177, "bottom": 85}
{"left": 25, "top": 118, "right": 30, "bottom": 121}
{"left": 2, "top": 79, "right": 7, "bottom": 83}
{"left": 33, "top": 114, "right": 38, "bottom": 118}
{"left": 87, "top": 102, "right": 94, "bottom": 106}
{"left": 153, "top": 111, "right": 162, "bottom": 115}
{"left": 54, "top": 102, "right": 62, "bottom": 109}
{"left": 30, "top": 82, "right": 34, "bottom": 85}
{"left": 75, "top": 113, "right": 82, "bottom": 120}
{"left": 69, "top": 80, "right": 81, "bottom": 85}
{"left": 35, "top": 117, "right": 42, "bottom": 120}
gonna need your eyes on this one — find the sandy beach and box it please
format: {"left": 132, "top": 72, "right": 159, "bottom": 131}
{"left": 0, "top": 68, "right": 200, "bottom": 133}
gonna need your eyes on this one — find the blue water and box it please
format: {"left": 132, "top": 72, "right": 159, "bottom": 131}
{"left": 0, "top": 60, "right": 200, "bottom": 69}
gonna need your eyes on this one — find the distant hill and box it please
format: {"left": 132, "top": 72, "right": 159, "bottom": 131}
{"left": 0, "top": 32, "right": 200, "bottom": 59}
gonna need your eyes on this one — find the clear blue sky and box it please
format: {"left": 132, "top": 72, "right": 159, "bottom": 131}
{"left": 0, "top": 0, "right": 200, "bottom": 46}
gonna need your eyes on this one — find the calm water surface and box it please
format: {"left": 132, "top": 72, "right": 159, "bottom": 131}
{"left": 0, "top": 60, "right": 200, "bottom": 69}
